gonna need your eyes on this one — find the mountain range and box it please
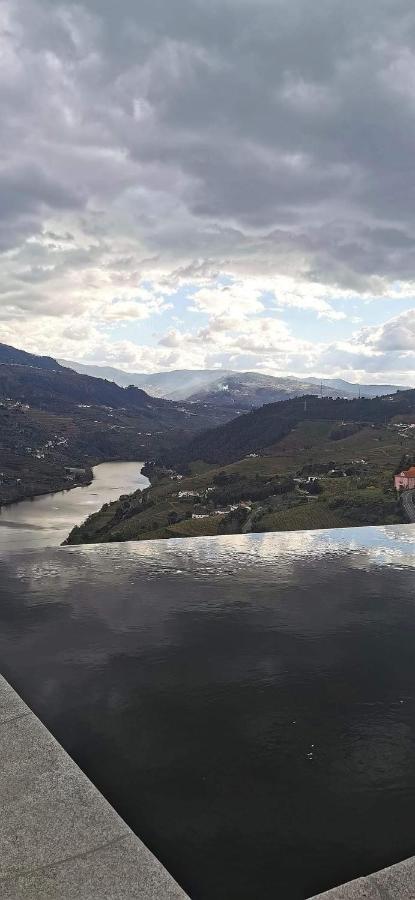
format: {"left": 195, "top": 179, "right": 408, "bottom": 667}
{"left": 60, "top": 358, "right": 406, "bottom": 408}
{"left": 59, "top": 360, "right": 232, "bottom": 399}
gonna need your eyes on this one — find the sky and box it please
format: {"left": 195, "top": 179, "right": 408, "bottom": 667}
{"left": 1, "top": 0, "right": 415, "bottom": 384}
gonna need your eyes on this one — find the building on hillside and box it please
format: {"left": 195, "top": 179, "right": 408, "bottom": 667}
{"left": 192, "top": 506, "right": 231, "bottom": 519}
{"left": 192, "top": 507, "right": 211, "bottom": 519}
{"left": 394, "top": 467, "right": 415, "bottom": 490}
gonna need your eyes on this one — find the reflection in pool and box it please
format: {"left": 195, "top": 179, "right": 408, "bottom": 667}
{"left": 1, "top": 524, "right": 415, "bottom": 898}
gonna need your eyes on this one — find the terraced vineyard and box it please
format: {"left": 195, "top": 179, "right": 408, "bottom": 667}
{"left": 66, "top": 416, "right": 415, "bottom": 544}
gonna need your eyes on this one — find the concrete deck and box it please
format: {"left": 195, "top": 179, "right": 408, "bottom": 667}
{"left": 0, "top": 675, "right": 188, "bottom": 899}
{"left": 309, "top": 855, "right": 415, "bottom": 899}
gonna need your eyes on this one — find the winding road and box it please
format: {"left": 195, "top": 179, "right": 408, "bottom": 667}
{"left": 401, "top": 489, "right": 415, "bottom": 523}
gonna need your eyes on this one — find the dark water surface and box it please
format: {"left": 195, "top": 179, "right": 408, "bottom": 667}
{"left": 1, "top": 525, "right": 415, "bottom": 899}
{"left": 0, "top": 461, "right": 149, "bottom": 552}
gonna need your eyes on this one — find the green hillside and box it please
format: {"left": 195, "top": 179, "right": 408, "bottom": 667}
{"left": 162, "top": 392, "right": 415, "bottom": 468}
{"left": 66, "top": 414, "right": 415, "bottom": 545}
{"left": 0, "top": 358, "right": 233, "bottom": 506}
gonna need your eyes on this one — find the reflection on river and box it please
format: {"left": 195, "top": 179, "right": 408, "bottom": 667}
{"left": 1, "top": 524, "right": 415, "bottom": 899}
{"left": 0, "top": 461, "right": 149, "bottom": 552}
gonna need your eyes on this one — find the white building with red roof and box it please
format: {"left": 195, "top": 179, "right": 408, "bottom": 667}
{"left": 394, "top": 466, "right": 415, "bottom": 490}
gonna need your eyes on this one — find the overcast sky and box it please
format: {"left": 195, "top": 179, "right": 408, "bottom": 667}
{"left": 1, "top": 0, "right": 415, "bottom": 383}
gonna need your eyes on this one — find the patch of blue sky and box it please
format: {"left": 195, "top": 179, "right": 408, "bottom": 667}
{"left": 103, "top": 279, "right": 415, "bottom": 354}
{"left": 357, "top": 293, "right": 415, "bottom": 325}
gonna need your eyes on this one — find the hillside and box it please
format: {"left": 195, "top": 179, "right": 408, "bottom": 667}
{"left": 188, "top": 372, "right": 344, "bottom": 408}
{"left": 163, "top": 392, "right": 415, "bottom": 468}
{"left": 3, "top": 339, "right": 413, "bottom": 531}
{"left": 66, "top": 413, "right": 415, "bottom": 545}
{"left": 60, "top": 362, "right": 233, "bottom": 399}
{"left": 0, "top": 362, "right": 167, "bottom": 414}
{"left": 57, "top": 359, "right": 149, "bottom": 388}
{"left": 0, "top": 341, "right": 65, "bottom": 371}
{"left": 66, "top": 390, "right": 415, "bottom": 545}
{"left": 0, "top": 356, "right": 234, "bottom": 506}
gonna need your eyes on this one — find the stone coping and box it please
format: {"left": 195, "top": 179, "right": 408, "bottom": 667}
{"left": 0, "top": 674, "right": 189, "bottom": 899}
{"left": 308, "top": 855, "right": 415, "bottom": 899}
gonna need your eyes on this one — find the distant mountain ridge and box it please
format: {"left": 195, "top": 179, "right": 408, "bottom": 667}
{"left": 0, "top": 342, "right": 407, "bottom": 409}
{"left": 0, "top": 341, "right": 65, "bottom": 372}
{"left": 189, "top": 372, "right": 348, "bottom": 407}
{"left": 0, "top": 350, "right": 232, "bottom": 432}
{"left": 59, "top": 360, "right": 234, "bottom": 399}
{"left": 305, "top": 376, "right": 407, "bottom": 398}
{"left": 60, "top": 357, "right": 406, "bottom": 407}
{"left": 57, "top": 360, "right": 149, "bottom": 389}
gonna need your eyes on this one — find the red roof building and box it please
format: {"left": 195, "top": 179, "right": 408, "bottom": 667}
{"left": 394, "top": 467, "right": 415, "bottom": 491}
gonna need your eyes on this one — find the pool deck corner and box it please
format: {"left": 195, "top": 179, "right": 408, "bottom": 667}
{"left": 0, "top": 674, "right": 189, "bottom": 899}
{"left": 309, "top": 855, "right": 415, "bottom": 899}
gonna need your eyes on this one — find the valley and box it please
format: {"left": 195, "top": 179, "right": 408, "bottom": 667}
{"left": 2, "top": 341, "right": 415, "bottom": 544}
{"left": 66, "top": 413, "right": 415, "bottom": 545}
{"left": 0, "top": 345, "right": 234, "bottom": 507}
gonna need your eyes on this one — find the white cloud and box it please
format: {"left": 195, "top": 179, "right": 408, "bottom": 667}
{"left": 158, "top": 311, "right": 313, "bottom": 375}
{"left": 360, "top": 309, "right": 415, "bottom": 353}
{"left": 98, "top": 296, "right": 170, "bottom": 322}
{"left": 189, "top": 282, "right": 265, "bottom": 317}
{"left": 1, "top": 0, "right": 415, "bottom": 382}
{"left": 312, "top": 310, "right": 415, "bottom": 384}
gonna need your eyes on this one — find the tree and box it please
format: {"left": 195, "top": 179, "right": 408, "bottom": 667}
{"left": 307, "top": 479, "right": 322, "bottom": 495}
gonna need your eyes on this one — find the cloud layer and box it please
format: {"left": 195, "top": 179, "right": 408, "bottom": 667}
{"left": 1, "top": 0, "right": 415, "bottom": 380}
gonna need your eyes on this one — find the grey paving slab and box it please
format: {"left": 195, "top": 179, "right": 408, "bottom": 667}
{"left": 309, "top": 854, "right": 415, "bottom": 899}
{"left": 0, "top": 675, "right": 188, "bottom": 899}
{"left": 0, "top": 677, "right": 30, "bottom": 725}
{"left": 0, "top": 835, "right": 187, "bottom": 900}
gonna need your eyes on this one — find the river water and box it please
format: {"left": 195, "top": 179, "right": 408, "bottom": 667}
{"left": 1, "top": 524, "right": 415, "bottom": 898}
{"left": 0, "top": 461, "right": 149, "bottom": 552}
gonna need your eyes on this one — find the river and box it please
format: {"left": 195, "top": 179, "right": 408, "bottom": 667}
{"left": 0, "top": 461, "right": 149, "bottom": 553}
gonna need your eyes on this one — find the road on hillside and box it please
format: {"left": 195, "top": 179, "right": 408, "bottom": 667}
{"left": 401, "top": 489, "right": 415, "bottom": 522}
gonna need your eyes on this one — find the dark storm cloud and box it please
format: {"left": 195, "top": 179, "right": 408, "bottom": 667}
{"left": 2, "top": 0, "right": 415, "bottom": 378}
{"left": 0, "top": 165, "right": 82, "bottom": 219}
{"left": 0, "top": 4, "right": 409, "bottom": 260}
